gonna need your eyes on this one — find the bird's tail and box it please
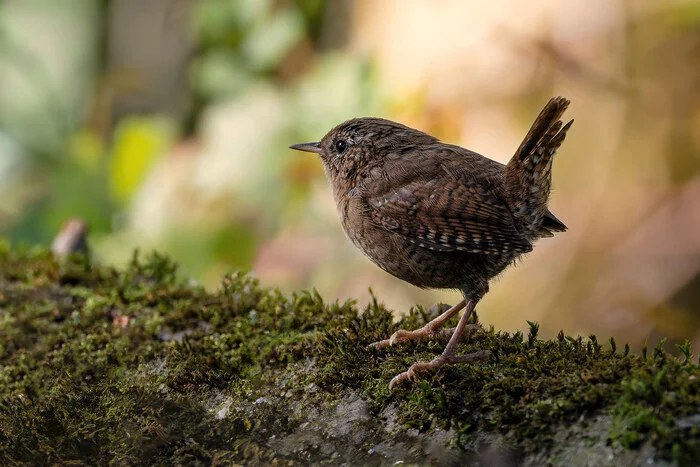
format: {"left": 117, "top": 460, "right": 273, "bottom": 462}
{"left": 505, "top": 96, "right": 573, "bottom": 236}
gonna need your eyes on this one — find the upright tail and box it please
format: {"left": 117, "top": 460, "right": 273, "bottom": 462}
{"left": 505, "top": 96, "right": 573, "bottom": 237}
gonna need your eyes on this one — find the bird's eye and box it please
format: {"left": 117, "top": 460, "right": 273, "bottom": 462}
{"left": 335, "top": 140, "right": 348, "bottom": 154}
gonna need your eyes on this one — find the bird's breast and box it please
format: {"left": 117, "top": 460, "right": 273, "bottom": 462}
{"left": 337, "top": 195, "right": 372, "bottom": 251}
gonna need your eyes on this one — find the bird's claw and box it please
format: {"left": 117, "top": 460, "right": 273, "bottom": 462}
{"left": 387, "top": 350, "right": 491, "bottom": 390}
{"left": 369, "top": 324, "right": 479, "bottom": 350}
{"left": 388, "top": 371, "right": 410, "bottom": 390}
{"left": 390, "top": 329, "right": 415, "bottom": 345}
{"left": 387, "top": 358, "right": 440, "bottom": 390}
{"left": 369, "top": 327, "right": 437, "bottom": 350}
{"left": 368, "top": 336, "right": 391, "bottom": 350}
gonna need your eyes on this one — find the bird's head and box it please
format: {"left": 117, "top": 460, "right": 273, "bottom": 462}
{"left": 289, "top": 117, "right": 437, "bottom": 183}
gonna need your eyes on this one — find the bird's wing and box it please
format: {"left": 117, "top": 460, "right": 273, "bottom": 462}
{"left": 368, "top": 177, "right": 532, "bottom": 255}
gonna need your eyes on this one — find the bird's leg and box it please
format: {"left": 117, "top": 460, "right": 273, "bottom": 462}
{"left": 369, "top": 299, "right": 466, "bottom": 350}
{"left": 435, "top": 306, "right": 482, "bottom": 338}
{"left": 388, "top": 299, "right": 490, "bottom": 390}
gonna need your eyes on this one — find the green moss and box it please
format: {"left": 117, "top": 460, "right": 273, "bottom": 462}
{"left": 0, "top": 247, "right": 698, "bottom": 465}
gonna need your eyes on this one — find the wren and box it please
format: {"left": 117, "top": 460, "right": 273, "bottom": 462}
{"left": 290, "top": 97, "right": 573, "bottom": 388}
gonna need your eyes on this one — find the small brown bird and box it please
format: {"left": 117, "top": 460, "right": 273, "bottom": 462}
{"left": 291, "top": 97, "right": 573, "bottom": 388}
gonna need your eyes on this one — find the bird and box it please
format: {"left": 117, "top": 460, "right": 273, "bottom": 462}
{"left": 290, "top": 97, "right": 573, "bottom": 388}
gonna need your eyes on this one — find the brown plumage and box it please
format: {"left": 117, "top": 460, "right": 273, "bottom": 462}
{"left": 290, "top": 96, "right": 573, "bottom": 388}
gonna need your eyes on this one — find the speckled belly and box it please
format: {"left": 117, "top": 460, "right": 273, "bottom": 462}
{"left": 341, "top": 213, "right": 514, "bottom": 298}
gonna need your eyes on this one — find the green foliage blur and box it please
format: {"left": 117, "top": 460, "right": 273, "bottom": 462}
{"left": 0, "top": 0, "right": 377, "bottom": 278}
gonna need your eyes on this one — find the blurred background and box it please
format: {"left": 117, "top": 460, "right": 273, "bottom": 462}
{"left": 1, "top": 0, "right": 699, "bottom": 351}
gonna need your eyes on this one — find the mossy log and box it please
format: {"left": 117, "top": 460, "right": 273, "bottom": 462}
{"left": 0, "top": 245, "right": 698, "bottom": 466}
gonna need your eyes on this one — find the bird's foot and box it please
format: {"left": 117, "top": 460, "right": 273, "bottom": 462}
{"left": 368, "top": 326, "right": 437, "bottom": 350}
{"left": 388, "top": 349, "right": 491, "bottom": 390}
{"left": 369, "top": 323, "right": 478, "bottom": 350}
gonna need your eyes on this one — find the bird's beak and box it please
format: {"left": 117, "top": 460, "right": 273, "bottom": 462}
{"left": 289, "top": 142, "right": 322, "bottom": 154}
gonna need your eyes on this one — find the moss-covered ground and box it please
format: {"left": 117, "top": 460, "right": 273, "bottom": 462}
{"left": 0, "top": 244, "right": 698, "bottom": 465}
